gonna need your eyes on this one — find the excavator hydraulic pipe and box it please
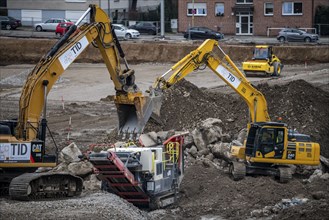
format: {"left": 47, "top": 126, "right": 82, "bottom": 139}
{"left": 46, "top": 25, "right": 78, "bottom": 58}
{"left": 40, "top": 80, "right": 49, "bottom": 143}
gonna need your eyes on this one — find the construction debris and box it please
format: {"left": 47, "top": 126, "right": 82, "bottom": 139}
{"left": 1, "top": 66, "right": 329, "bottom": 219}
{"left": 59, "top": 142, "right": 82, "bottom": 163}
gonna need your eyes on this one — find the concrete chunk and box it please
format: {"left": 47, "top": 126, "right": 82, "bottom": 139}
{"left": 139, "top": 132, "right": 158, "bottom": 147}
{"left": 59, "top": 142, "right": 82, "bottom": 163}
{"left": 68, "top": 160, "right": 94, "bottom": 176}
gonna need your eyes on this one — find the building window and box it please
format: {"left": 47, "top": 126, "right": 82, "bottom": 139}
{"left": 236, "top": 0, "right": 253, "bottom": 4}
{"left": 282, "top": 2, "right": 303, "bottom": 15}
{"left": 187, "top": 3, "right": 207, "bottom": 16}
{"left": 264, "top": 3, "right": 273, "bottom": 16}
{"left": 215, "top": 3, "right": 224, "bottom": 16}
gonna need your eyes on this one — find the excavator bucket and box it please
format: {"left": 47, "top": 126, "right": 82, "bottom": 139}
{"left": 116, "top": 91, "right": 163, "bottom": 139}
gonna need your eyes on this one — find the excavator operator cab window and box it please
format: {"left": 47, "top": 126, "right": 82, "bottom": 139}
{"left": 258, "top": 127, "right": 285, "bottom": 158}
{"left": 260, "top": 128, "right": 275, "bottom": 155}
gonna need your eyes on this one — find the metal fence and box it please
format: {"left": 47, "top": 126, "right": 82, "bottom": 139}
{"left": 267, "top": 24, "right": 329, "bottom": 37}
{"left": 314, "top": 24, "right": 329, "bottom": 36}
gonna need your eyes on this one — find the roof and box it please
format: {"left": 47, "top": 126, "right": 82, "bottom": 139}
{"left": 251, "top": 122, "right": 288, "bottom": 128}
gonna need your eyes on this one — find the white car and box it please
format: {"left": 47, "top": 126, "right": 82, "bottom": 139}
{"left": 34, "top": 18, "right": 71, "bottom": 32}
{"left": 112, "top": 24, "right": 140, "bottom": 39}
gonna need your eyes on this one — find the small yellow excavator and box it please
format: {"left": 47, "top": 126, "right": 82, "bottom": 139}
{"left": 242, "top": 45, "right": 283, "bottom": 77}
{"left": 147, "top": 39, "right": 319, "bottom": 183}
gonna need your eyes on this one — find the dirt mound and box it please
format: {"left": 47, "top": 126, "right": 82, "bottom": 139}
{"left": 1, "top": 38, "right": 329, "bottom": 65}
{"left": 177, "top": 163, "right": 329, "bottom": 219}
{"left": 145, "top": 79, "right": 329, "bottom": 157}
{"left": 256, "top": 80, "right": 329, "bottom": 157}
{"left": 145, "top": 79, "right": 247, "bottom": 135}
{"left": 144, "top": 79, "right": 329, "bottom": 218}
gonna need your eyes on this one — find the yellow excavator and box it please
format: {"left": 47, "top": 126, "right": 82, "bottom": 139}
{"left": 242, "top": 45, "right": 283, "bottom": 77}
{"left": 148, "top": 39, "right": 320, "bottom": 182}
{"left": 0, "top": 5, "right": 154, "bottom": 199}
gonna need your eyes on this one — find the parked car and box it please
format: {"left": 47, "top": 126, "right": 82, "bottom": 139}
{"left": 277, "top": 28, "right": 319, "bottom": 43}
{"left": 34, "top": 18, "right": 71, "bottom": 32}
{"left": 128, "top": 22, "right": 159, "bottom": 35}
{"left": 55, "top": 22, "right": 74, "bottom": 37}
{"left": 0, "top": 16, "right": 22, "bottom": 30}
{"left": 183, "top": 27, "right": 224, "bottom": 40}
{"left": 112, "top": 24, "right": 140, "bottom": 39}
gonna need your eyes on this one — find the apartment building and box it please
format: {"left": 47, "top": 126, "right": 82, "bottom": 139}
{"left": 6, "top": 0, "right": 160, "bottom": 25}
{"left": 178, "top": 0, "right": 329, "bottom": 36}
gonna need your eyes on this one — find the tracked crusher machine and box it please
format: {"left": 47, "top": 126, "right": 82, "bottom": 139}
{"left": 88, "top": 133, "right": 186, "bottom": 209}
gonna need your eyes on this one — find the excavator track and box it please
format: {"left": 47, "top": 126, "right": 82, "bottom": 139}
{"left": 230, "top": 161, "right": 246, "bottom": 181}
{"left": 277, "top": 167, "right": 292, "bottom": 183}
{"left": 9, "top": 172, "right": 83, "bottom": 200}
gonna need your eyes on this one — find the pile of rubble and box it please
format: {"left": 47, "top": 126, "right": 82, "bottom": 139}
{"left": 2, "top": 77, "right": 329, "bottom": 219}
{"left": 45, "top": 113, "right": 329, "bottom": 219}
{"left": 91, "top": 78, "right": 329, "bottom": 219}
{"left": 144, "top": 79, "right": 329, "bottom": 158}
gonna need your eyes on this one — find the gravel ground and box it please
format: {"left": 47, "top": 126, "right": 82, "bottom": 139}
{"left": 0, "top": 192, "right": 148, "bottom": 220}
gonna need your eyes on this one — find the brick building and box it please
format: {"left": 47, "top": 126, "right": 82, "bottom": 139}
{"left": 178, "top": 0, "right": 329, "bottom": 36}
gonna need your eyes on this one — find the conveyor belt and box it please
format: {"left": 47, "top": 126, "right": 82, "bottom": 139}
{"left": 89, "top": 152, "right": 150, "bottom": 206}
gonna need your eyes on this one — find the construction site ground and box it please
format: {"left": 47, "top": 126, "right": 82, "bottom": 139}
{"left": 0, "top": 40, "right": 329, "bottom": 219}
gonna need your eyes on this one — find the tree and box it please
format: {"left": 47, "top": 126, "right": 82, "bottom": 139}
{"left": 315, "top": 5, "right": 329, "bottom": 35}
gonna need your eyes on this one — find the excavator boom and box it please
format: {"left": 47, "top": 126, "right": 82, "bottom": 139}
{"left": 16, "top": 4, "right": 151, "bottom": 141}
{"left": 151, "top": 39, "right": 270, "bottom": 124}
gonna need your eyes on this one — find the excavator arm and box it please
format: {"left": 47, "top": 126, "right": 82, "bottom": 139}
{"left": 16, "top": 4, "right": 150, "bottom": 142}
{"left": 151, "top": 39, "right": 270, "bottom": 124}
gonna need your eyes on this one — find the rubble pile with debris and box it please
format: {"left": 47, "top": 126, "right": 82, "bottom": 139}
{"left": 1, "top": 78, "right": 329, "bottom": 219}
{"left": 145, "top": 79, "right": 329, "bottom": 157}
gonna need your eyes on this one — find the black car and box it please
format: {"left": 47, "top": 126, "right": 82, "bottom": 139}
{"left": 184, "top": 27, "right": 224, "bottom": 40}
{"left": 128, "top": 22, "right": 159, "bottom": 35}
{"left": 0, "top": 16, "right": 22, "bottom": 30}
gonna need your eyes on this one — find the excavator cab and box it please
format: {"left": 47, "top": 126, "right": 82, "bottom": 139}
{"left": 245, "top": 122, "right": 286, "bottom": 159}
{"left": 243, "top": 122, "right": 319, "bottom": 166}
{"left": 249, "top": 124, "right": 285, "bottom": 159}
